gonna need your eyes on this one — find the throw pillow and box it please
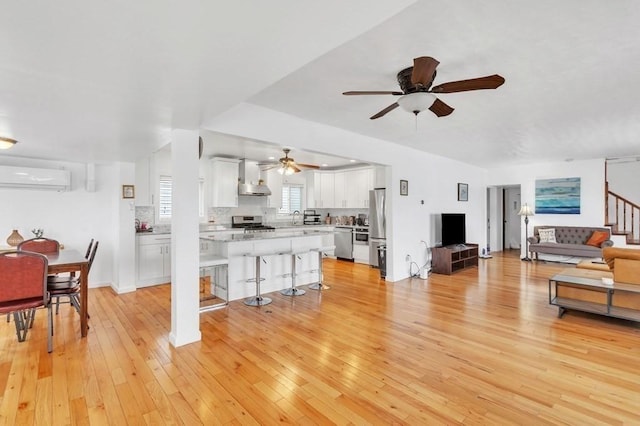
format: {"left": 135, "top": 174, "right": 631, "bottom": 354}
{"left": 586, "top": 230, "right": 609, "bottom": 247}
{"left": 538, "top": 228, "right": 557, "bottom": 243}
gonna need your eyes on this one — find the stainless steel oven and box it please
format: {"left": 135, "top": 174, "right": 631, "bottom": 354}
{"left": 353, "top": 227, "right": 369, "bottom": 245}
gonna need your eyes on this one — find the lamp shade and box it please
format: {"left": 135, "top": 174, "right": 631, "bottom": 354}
{"left": 397, "top": 92, "right": 436, "bottom": 115}
{"left": 0, "top": 137, "right": 18, "bottom": 150}
{"left": 518, "top": 203, "right": 534, "bottom": 216}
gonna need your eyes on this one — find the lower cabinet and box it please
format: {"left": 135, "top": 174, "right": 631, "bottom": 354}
{"left": 137, "top": 235, "right": 171, "bottom": 287}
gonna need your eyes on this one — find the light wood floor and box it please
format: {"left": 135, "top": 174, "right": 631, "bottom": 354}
{"left": 2, "top": 251, "right": 640, "bottom": 425}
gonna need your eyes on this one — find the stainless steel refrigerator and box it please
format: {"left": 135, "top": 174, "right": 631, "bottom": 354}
{"left": 369, "top": 188, "right": 386, "bottom": 267}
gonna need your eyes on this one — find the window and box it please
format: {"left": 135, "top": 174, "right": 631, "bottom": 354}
{"left": 159, "top": 175, "right": 172, "bottom": 220}
{"left": 279, "top": 184, "right": 303, "bottom": 215}
{"left": 158, "top": 175, "right": 205, "bottom": 221}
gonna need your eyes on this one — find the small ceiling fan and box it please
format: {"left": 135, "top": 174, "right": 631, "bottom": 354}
{"left": 261, "top": 148, "right": 320, "bottom": 175}
{"left": 343, "top": 56, "right": 505, "bottom": 119}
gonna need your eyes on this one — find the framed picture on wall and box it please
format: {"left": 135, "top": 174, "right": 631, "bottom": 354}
{"left": 458, "top": 183, "right": 468, "bottom": 201}
{"left": 400, "top": 180, "right": 408, "bottom": 196}
{"left": 122, "top": 184, "right": 135, "bottom": 199}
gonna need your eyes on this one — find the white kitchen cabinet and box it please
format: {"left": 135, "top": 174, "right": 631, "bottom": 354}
{"left": 353, "top": 244, "right": 369, "bottom": 264}
{"left": 310, "top": 172, "right": 335, "bottom": 208}
{"left": 137, "top": 235, "right": 172, "bottom": 287}
{"left": 210, "top": 157, "right": 240, "bottom": 207}
{"left": 334, "top": 171, "right": 348, "bottom": 208}
{"left": 135, "top": 156, "right": 155, "bottom": 206}
{"left": 266, "top": 169, "right": 283, "bottom": 210}
{"left": 309, "top": 168, "right": 374, "bottom": 209}
{"left": 352, "top": 168, "right": 373, "bottom": 208}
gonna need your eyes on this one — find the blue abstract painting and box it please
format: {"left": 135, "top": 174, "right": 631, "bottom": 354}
{"left": 535, "top": 177, "right": 581, "bottom": 214}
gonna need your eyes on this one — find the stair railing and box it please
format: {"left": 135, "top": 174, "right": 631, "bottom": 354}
{"left": 606, "top": 181, "right": 640, "bottom": 243}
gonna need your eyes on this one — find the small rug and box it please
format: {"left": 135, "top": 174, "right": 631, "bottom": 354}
{"left": 537, "top": 254, "right": 586, "bottom": 264}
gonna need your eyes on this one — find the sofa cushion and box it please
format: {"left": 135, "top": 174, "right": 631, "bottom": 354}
{"left": 586, "top": 230, "right": 609, "bottom": 247}
{"left": 538, "top": 228, "right": 557, "bottom": 243}
{"left": 530, "top": 242, "right": 602, "bottom": 257}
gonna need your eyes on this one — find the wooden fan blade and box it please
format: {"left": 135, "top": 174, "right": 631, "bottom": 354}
{"left": 429, "top": 98, "right": 455, "bottom": 117}
{"left": 343, "top": 91, "right": 403, "bottom": 96}
{"left": 296, "top": 163, "right": 320, "bottom": 170}
{"left": 370, "top": 102, "right": 399, "bottom": 120}
{"left": 431, "top": 74, "right": 505, "bottom": 93}
{"left": 291, "top": 164, "right": 302, "bottom": 173}
{"left": 411, "top": 56, "right": 439, "bottom": 87}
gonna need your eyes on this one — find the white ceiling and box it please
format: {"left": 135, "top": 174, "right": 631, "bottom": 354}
{"left": 2, "top": 1, "right": 640, "bottom": 168}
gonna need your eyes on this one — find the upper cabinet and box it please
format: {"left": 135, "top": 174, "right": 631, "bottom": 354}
{"left": 210, "top": 157, "right": 240, "bottom": 207}
{"left": 309, "top": 167, "right": 374, "bottom": 209}
{"left": 135, "top": 156, "right": 153, "bottom": 206}
{"left": 350, "top": 168, "right": 373, "bottom": 208}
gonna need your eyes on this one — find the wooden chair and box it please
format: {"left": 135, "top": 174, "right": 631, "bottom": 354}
{"left": 0, "top": 251, "right": 53, "bottom": 352}
{"left": 47, "top": 240, "right": 98, "bottom": 315}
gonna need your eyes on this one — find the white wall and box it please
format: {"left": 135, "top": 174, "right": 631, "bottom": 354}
{"left": 205, "top": 103, "right": 488, "bottom": 281}
{"left": 607, "top": 160, "right": 640, "bottom": 203}
{"left": 0, "top": 157, "right": 130, "bottom": 287}
{"left": 487, "top": 158, "right": 623, "bottom": 255}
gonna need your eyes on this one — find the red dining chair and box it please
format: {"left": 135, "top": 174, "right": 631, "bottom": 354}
{"left": 0, "top": 251, "right": 53, "bottom": 352}
{"left": 17, "top": 237, "right": 60, "bottom": 255}
{"left": 48, "top": 240, "right": 99, "bottom": 316}
{"left": 9, "top": 237, "right": 60, "bottom": 323}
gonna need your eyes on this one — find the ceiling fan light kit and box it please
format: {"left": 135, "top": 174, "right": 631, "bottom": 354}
{"left": 0, "top": 137, "right": 18, "bottom": 150}
{"left": 343, "top": 56, "right": 504, "bottom": 120}
{"left": 262, "top": 148, "right": 320, "bottom": 174}
{"left": 397, "top": 92, "right": 437, "bottom": 115}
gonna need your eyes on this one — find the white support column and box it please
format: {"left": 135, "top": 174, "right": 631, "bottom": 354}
{"left": 169, "top": 129, "right": 202, "bottom": 347}
{"left": 112, "top": 162, "right": 137, "bottom": 294}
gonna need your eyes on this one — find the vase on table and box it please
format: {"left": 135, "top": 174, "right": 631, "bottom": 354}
{"left": 6, "top": 229, "right": 24, "bottom": 247}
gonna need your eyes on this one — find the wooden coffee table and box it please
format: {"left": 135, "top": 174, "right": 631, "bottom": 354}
{"left": 549, "top": 268, "right": 640, "bottom": 322}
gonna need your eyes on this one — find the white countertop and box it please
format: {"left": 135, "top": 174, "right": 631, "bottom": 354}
{"left": 201, "top": 229, "right": 334, "bottom": 243}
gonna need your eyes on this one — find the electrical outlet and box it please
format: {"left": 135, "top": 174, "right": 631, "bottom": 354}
{"left": 405, "top": 254, "right": 411, "bottom": 262}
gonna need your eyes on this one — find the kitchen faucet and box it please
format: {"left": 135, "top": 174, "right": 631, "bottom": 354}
{"left": 292, "top": 210, "right": 301, "bottom": 225}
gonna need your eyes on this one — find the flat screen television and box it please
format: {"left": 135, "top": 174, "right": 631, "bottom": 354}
{"left": 441, "top": 213, "right": 466, "bottom": 247}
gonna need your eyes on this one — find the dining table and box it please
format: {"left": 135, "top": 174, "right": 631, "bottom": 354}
{"left": 45, "top": 249, "right": 90, "bottom": 337}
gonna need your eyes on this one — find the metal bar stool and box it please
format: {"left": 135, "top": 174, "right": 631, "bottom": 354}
{"left": 308, "top": 245, "right": 334, "bottom": 290}
{"left": 280, "top": 250, "right": 307, "bottom": 297}
{"left": 244, "top": 252, "right": 272, "bottom": 306}
{"left": 199, "top": 254, "right": 229, "bottom": 312}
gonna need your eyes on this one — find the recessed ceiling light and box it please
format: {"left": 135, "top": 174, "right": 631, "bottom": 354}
{"left": 349, "top": 159, "right": 356, "bottom": 163}
{"left": 268, "top": 156, "right": 275, "bottom": 160}
{"left": 321, "top": 163, "right": 328, "bottom": 167}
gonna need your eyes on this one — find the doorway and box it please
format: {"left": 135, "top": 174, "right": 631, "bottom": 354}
{"left": 486, "top": 185, "right": 522, "bottom": 254}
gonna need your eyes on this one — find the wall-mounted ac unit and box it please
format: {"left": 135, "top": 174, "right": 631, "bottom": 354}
{"left": 0, "top": 165, "right": 71, "bottom": 191}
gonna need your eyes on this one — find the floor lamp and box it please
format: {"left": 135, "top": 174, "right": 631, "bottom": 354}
{"left": 518, "top": 203, "right": 534, "bottom": 261}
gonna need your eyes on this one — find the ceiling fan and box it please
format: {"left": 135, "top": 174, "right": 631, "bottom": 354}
{"left": 343, "top": 56, "right": 505, "bottom": 119}
{"left": 261, "top": 148, "right": 320, "bottom": 175}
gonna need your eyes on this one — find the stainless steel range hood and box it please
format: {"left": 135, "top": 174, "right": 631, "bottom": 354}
{"left": 238, "top": 159, "right": 272, "bottom": 196}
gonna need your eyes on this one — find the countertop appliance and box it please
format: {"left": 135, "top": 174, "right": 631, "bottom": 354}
{"left": 334, "top": 226, "right": 354, "bottom": 261}
{"left": 231, "top": 215, "right": 276, "bottom": 233}
{"left": 303, "top": 209, "right": 322, "bottom": 225}
{"left": 369, "top": 188, "right": 386, "bottom": 267}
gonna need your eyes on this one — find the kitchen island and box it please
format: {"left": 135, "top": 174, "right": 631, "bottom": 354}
{"left": 200, "top": 228, "right": 334, "bottom": 301}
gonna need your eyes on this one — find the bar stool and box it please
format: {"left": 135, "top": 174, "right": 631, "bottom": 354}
{"left": 199, "top": 254, "right": 229, "bottom": 312}
{"left": 280, "top": 250, "right": 307, "bottom": 297}
{"left": 244, "top": 252, "right": 272, "bottom": 306}
{"left": 308, "top": 245, "right": 334, "bottom": 290}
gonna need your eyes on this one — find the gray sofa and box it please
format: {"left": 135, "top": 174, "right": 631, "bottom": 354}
{"left": 527, "top": 226, "right": 614, "bottom": 260}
